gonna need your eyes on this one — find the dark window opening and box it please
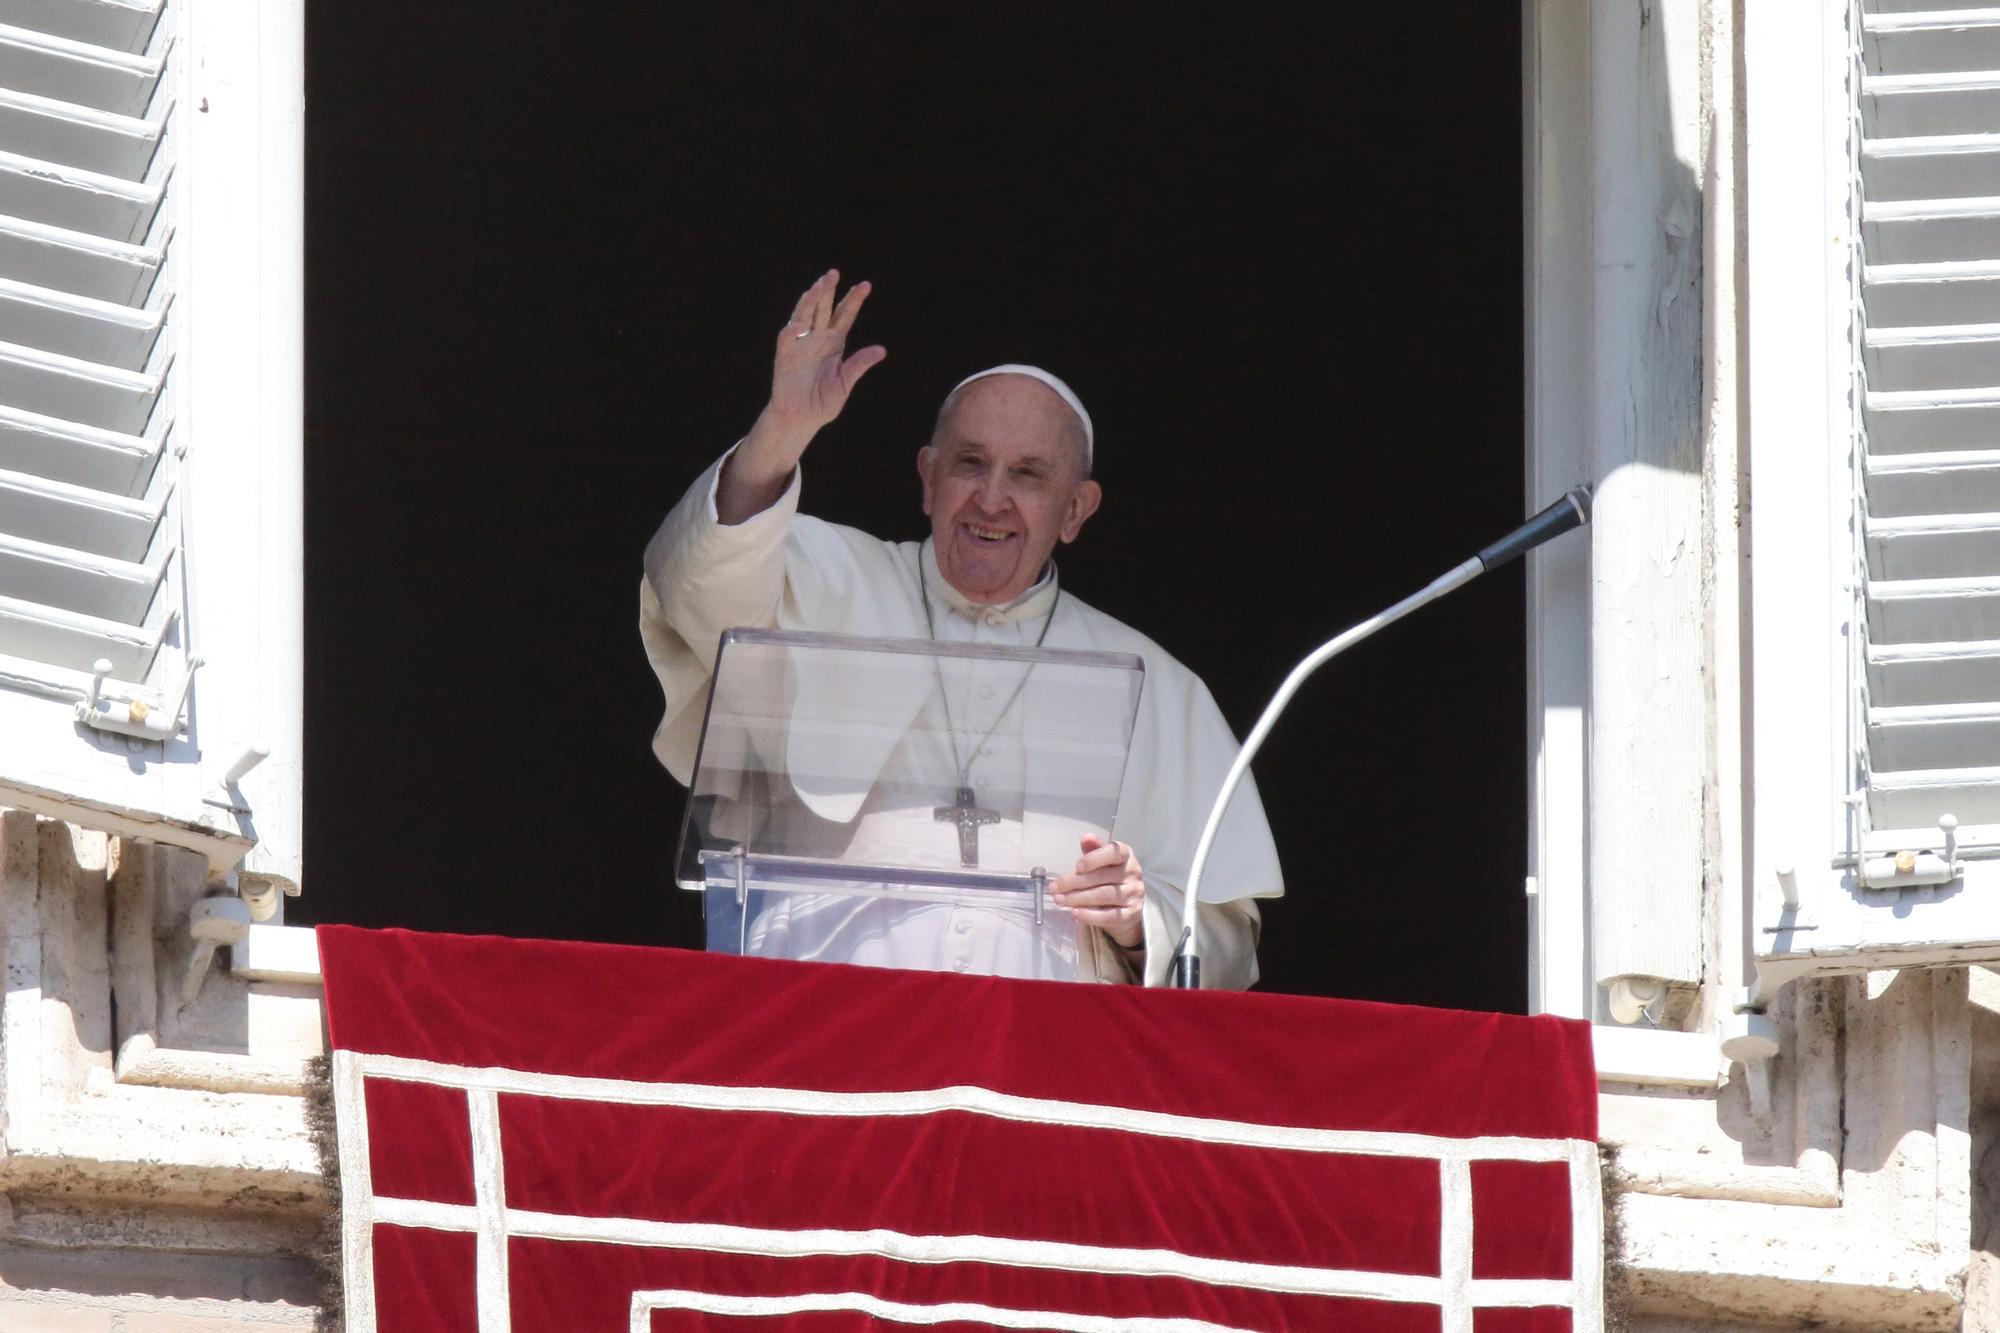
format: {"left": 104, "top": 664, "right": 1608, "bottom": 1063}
{"left": 301, "top": 5, "right": 1526, "bottom": 1009}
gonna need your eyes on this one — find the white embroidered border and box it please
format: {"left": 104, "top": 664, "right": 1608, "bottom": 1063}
{"left": 332, "top": 1051, "right": 1606, "bottom": 1332}
{"left": 627, "top": 1288, "right": 1264, "bottom": 1333}
{"left": 624, "top": 1285, "right": 1589, "bottom": 1333}
{"left": 468, "top": 1088, "right": 510, "bottom": 1332}
{"left": 1438, "top": 1157, "right": 1473, "bottom": 1333}
{"left": 1568, "top": 1136, "right": 1606, "bottom": 1320}
{"left": 331, "top": 1050, "right": 378, "bottom": 1333}
{"left": 374, "top": 1196, "right": 1580, "bottom": 1307}
{"left": 355, "top": 1051, "right": 1580, "bottom": 1164}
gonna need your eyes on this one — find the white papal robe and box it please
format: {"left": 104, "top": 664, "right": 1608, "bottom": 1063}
{"left": 640, "top": 449, "right": 1285, "bottom": 987}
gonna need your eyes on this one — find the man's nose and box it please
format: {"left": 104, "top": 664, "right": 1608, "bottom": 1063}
{"left": 974, "top": 468, "right": 1011, "bottom": 509}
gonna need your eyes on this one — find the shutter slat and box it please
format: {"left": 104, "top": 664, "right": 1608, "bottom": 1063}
{"left": 0, "top": 464, "right": 156, "bottom": 558}
{"left": 1865, "top": 322, "right": 2000, "bottom": 388}
{"left": 1868, "top": 0, "right": 2000, "bottom": 13}
{"left": 0, "top": 336, "right": 161, "bottom": 432}
{"left": 1870, "top": 702, "right": 2000, "bottom": 770}
{"left": 0, "top": 273, "right": 160, "bottom": 367}
{"left": 1865, "top": 71, "right": 2000, "bottom": 139}
{"left": 0, "top": 524, "right": 160, "bottom": 620}
{"left": 0, "top": 211, "right": 159, "bottom": 302}
{"left": 1865, "top": 13, "right": 2000, "bottom": 78}
{"left": 0, "top": 585, "right": 162, "bottom": 676}
{"left": 1862, "top": 133, "right": 2000, "bottom": 200}
{"left": 0, "top": 146, "right": 162, "bottom": 241}
{"left": 0, "top": 3, "right": 162, "bottom": 56}
{"left": 1865, "top": 260, "right": 2000, "bottom": 324}
{"left": 0, "top": 399, "right": 158, "bottom": 493}
{"left": 1869, "top": 385, "right": 2000, "bottom": 410}
{"left": 0, "top": 21, "right": 158, "bottom": 116}
{"left": 0, "top": 84, "right": 157, "bottom": 178}
{"left": 1870, "top": 638, "right": 2000, "bottom": 706}
{"left": 1864, "top": 198, "right": 2000, "bottom": 263}
{"left": 0, "top": 0, "right": 174, "bottom": 690}
{"left": 1868, "top": 575, "right": 2000, "bottom": 642}
{"left": 1868, "top": 511, "right": 2000, "bottom": 578}
{"left": 1867, "top": 449, "right": 2000, "bottom": 514}
{"left": 1867, "top": 766, "right": 2000, "bottom": 826}
{"left": 1866, "top": 398, "right": 2000, "bottom": 452}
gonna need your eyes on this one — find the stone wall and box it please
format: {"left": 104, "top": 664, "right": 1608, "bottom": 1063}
{"left": 1606, "top": 967, "right": 2000, "bottom": 1330}
{"left": 0, "top": 810, "right": 323, "bottom": 1330}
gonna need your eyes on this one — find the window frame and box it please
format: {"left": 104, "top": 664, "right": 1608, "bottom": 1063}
{"left": 1523, "top": 0, "right": 1594, "bottom": 1025}
{"left": 1523, "top": 0, "right": 1729, "bottom": 1064}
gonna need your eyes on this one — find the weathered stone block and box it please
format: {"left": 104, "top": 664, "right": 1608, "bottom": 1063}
{"left": 121, "top": 1312, "right": 312, "bottom": 1333}
{"left": 0, "top": 1299, "right": 118, "bottom": 1332}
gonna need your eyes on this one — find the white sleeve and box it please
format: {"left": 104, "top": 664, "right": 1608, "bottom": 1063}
{"left": 1086, "top": 893, "right": 1263, "bottom": 989}
{"left": 638, "top": 446, "right": 801, "bottom": 782}
{"left": 1098, "top": 655, "right": 1282, "bottom": 989}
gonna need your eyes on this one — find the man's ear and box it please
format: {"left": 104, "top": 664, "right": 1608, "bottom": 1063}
{"left": 916, "top": 445, "right": 934, "bottom": 516}
{"left": 1060, "top": 479, "right": 1103, "bottom": 544}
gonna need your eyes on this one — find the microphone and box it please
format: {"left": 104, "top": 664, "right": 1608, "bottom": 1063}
{"left": 1168, "top": 486, "right": 1592, "bottom": 989}
{"left": 1476, "top": 487, "right": 1592, "bottom": 573}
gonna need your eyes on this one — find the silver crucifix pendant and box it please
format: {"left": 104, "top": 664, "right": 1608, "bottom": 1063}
{"left": 935, "top": 785, "right": 1001, "bottom": 868}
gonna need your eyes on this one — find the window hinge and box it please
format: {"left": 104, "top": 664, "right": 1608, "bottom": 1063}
{"left": 182, "top": 893, "right": 251, "bottom": 1008}
{"left": 76, "top": 656, "right": 202, "bottom": 747}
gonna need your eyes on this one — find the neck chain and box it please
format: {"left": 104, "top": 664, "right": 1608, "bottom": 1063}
{"left": 919, "top": 562, "right": 1060, "bottom": 787}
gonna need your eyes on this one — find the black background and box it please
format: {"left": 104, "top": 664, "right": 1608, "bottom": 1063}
{"left": 297, "top": 4, "right": 1527, "bottom": 1011}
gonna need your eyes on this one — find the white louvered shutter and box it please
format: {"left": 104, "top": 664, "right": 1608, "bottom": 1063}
{"left": 0, "top": 0, "right": 177, "bottom": 689}
{"left": 1855, "top": 1, "right": 2000, "bottom": 872}
{"left": 0, "top": 0, "right": 302, "bottom": 890}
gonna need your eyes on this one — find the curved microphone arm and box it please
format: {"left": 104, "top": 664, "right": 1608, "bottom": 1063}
{"left": 1168, "top": 485, "right": 1591, "bottom": 989}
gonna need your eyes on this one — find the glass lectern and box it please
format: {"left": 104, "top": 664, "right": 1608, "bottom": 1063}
{"left": 674, "top": 628, "right": 1145, "bottom": 982}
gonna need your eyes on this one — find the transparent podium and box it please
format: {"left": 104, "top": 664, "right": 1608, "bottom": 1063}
{"left": 674, "top": 628, "right": 1145, "bottom": 982}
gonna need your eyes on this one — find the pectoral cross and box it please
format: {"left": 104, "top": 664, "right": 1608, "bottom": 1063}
{"left": 934, "top": 786, "right": 1000, "bottom": 868}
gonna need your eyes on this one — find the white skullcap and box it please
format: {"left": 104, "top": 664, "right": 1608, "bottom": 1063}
{"left": 944, "top": 364, "right": 1094, "bottom": 469}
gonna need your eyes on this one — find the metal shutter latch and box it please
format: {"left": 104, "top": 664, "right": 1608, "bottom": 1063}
{"left": 1856, "top": 813, "right": 1962, "bottom": 890}
{"left": 75, "top": 653, "right": 200, "bottom": 744}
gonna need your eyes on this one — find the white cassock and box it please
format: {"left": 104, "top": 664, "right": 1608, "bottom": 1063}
{"left": 640, "top": 448, "right": 1285, "bottom": 988}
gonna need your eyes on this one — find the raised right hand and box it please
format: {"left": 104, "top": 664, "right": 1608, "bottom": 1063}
{"left": 766, "top": 269, "right": 887, "bottom": 438}
{"left": 717, "top": 270, "right": 886, "bottom": 524}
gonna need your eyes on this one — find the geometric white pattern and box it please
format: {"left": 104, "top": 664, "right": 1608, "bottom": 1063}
{"left": 333, "top": 1050, "right": 1605, "bottom": 1333}
{"left": 628, "top": 1289, "right": 1266, "bottom": 1332}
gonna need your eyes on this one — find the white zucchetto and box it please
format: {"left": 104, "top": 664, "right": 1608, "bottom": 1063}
{"left": 944, "top": 364, "right": 1094, "bottom": 470}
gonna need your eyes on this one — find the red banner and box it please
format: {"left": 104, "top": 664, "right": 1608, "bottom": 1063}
{"left": 319, "top": 926, "right": 1598, "bottom": 1331}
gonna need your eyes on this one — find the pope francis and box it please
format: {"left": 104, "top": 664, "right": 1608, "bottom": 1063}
{"left": 641, "top": 270, "right": 1284, "bottom": 987}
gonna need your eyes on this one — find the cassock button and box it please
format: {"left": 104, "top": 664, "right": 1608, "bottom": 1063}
{"left": 952, "top": 959, "right": 969, "bottom": 972}
{"left": 954, "top": 920, "right": 970, "bottom": 935}
{"left": 982, "top": 610, "right": 1004, "bottom": 627}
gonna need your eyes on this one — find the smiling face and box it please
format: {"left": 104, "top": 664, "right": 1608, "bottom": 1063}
{"left": 917, "top": 375, "right": 1102, "bottom": 606}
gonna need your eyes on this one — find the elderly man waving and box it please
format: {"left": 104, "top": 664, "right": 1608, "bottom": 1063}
{"left": 642, "top": 270, "right": 1283, "bottom": 986}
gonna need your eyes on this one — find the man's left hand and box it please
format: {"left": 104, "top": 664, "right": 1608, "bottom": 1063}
{"left": 1053, "top": 834, "right": 1145, "bottom": 951}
